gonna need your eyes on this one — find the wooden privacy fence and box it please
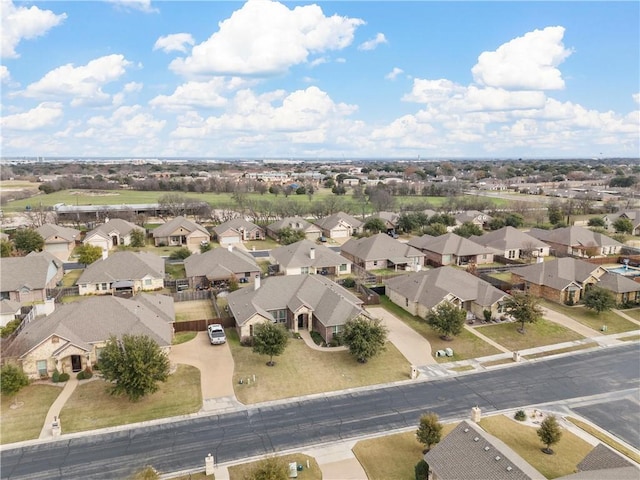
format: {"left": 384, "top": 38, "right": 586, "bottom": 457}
{"left": 173, "top": 317, "right": 235, "bottom": 332}
{"left": 172, "top": 290, "right": 214, "bottom": 302}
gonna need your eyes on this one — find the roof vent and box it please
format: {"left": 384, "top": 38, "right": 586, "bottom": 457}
{"left": 484, "top": 446, "right": 490, "bottom": 451}
{"left": 507, "top": 466, "right": 513, "bottom": 472}
{"left": 463, "top": 428, "right": 469, "bottom": 433}
{"left": 473, "top": 437, "right": 479, "bottom": 442}
{"left": 495, "top": 456, "right": 501, "bottom": 461}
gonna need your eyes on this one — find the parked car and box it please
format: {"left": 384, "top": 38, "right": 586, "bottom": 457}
{"left": 207, "top": 324, "right": 226, "bottom": 345}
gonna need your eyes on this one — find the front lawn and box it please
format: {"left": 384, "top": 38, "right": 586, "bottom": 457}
{"left": 541, "top": 300, "right": 638, "bottom": 334}
{"left": 228, "top": 454, "right": 321, "bottom": 480}
{"left": 476, "top": 319, "right": 584, "bottom": 351}
{"left": 174, "top": 300, "right": 216, "bottom": 322}
{"left": 173, "top": 332, "right": 197, "bottom": 344}
{"left": 379, "top": 296, "right": 501, "bottom": 361}
{"left": 59, "top": 364, "right": 201, "bottom": 433}
{"left": 621, "top": 308, "right": 640, "bottom": 321}
{"left": 1, "top": 384, "right": 62, "bottom": 444}
{"left": 227, "top": 330, "right": 410, "bottom": 404}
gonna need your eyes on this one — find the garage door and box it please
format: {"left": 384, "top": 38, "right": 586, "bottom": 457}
{"left": 45, "top": 243, "right": 71, "bottom": 260}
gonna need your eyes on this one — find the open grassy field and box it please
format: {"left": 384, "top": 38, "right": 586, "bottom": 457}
{"left": 541, "top": 300, "right": 638, "bottom": 334}
{"left": 476, "top": 319, "right": 584, "bottom": 351}
{"left": 480, "top": 415, "right": 593, "bottom": 479}
{"left": 227, "top": 329, "right": 410, "bottom": 404}
{"left": 1, "top": 384, "right": 62, "bottom": 444}
{"left": 228, "top": 454, "right": 321, "bottom": 480}
{"left": 59, "top": 364, "right": 201, "bottom": 433}
{"left": 174, "top": 300, "right": 216, "bottom": 322}
{"left": 379, "top": 296, "right": 501, "bottom": 361}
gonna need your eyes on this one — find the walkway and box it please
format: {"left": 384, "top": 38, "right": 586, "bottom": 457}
{"left": 463, "top": 325, "right": 511, "bottom": 353}
{"left": 613, "top": 308, "right": 640, "bottom": 327}
{"left": 540, "top": 306, "right": 602, "bottom": 338}
{"left": 298, "top": 329, "right": 347, "bottom": 351}
{"left": 39, "top": 376, "right": 78, "bottom": 440}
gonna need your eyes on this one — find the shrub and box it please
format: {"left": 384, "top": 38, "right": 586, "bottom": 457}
{"left": 342, "top": 277, "right": 356, "bottom": 289}
{"left": 565, "top": 297, "right": 574, "bottom": 306}
{"left": 514, "top": 410, "right": 526, "bottom": 421}
{"left": 52, "top": 369, "right": 60, "bottom": 383}
{"left": 92, "top": 362, "right": 100, "bottom": 371}
{"left": 0, "top": 318, "right": 22, "bottom": 338}
{"left": 77, "top": 371, "right": 85, "bottom": 380}
{"left": 58, "top": 373, "right": 70, "bottom": 382}
{"left": 240, "top": 336, "right": 254, "bottom": 347}
{"left": 83, "top": 366, "right": 93, "bottom": 379}
{"left": 483, "top": 309, "right": 492, "bottom": 323}
{"left": 415, "top": 460, "right": 429, "bottom": 480}
{"left": 310, "top": 331, "right": 325, "bottom": 346}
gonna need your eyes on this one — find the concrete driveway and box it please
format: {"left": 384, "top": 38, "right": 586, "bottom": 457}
{"left": 170, "top": 331, "right": 236, "bottom": 400}
{"left": 366, "top": 306, "right": 437, "bottom": 365}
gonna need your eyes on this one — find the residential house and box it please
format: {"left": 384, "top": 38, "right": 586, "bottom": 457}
{"left": 184, "top": 246, "right": 260, "bottom": 287}
{"left": 469, "top": 226, "right": 550, "bottom": 261}
{"left": 528, "top": 226, "right": 623, "bottom": 258}
{"left": 454, "top": 210, "right": 493, "bottom": 230}
{"left": 424, "top": 420, "right": 546, "bottom": 480}
{"left": 2, "top": 294, "right": 173, "bottom": 379}
{"left": 152, "top": 216, "right": 210, "bottom": 252}
{"left": 266, "top": 217, "right": 322, "bottom": 241}
{"left": 0, "top": 299, "right": 21, "bottom": 327}
{"left": 511, "top": 257, "right": 640, "bottom": 305}
{"left": 270, "top": 239, "right": 351, "bottom": 276}
{"left": 604, "top": 210, "right": 640, "bottom": 235}
{"left": 0, "top": 252, "right": 63, "bottom": 304}
{"left": 367, "top": 211, "right": 400, "bottom": 233}
{"left": 36, "top": 223, "right": 81, "bottom": 261}
{"left": 227, "top": 274, "right": 366, "bottom": 343}
{"left": 77, "top": 251, "right": 165, "bottom": 296}
{"left": 313, "top": 212, "right": 362, "bottom": 239}
{"left": 564, "top": 443, "right": 638, "bottom": 479}
{"left": 212, "top": 218, "right": 265, "bottom": 246}
{"left": 385, "top": 266, "right": 509, "bottom": 320}
{"left": 408, "top": 233, "right": 495, "bottom": 267}
{"left": 340, "top": 233, "right": 425, "bottom": 271}
{"left": 83, "top": 218, "right": 145, "bottom": 258}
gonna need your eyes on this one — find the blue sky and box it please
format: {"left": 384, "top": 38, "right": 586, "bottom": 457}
{"left": 1, "top": 0, "right": 638, "bottom": 159}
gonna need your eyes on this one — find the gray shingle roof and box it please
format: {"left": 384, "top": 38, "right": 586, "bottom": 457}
{"left": 85, "top": 218, "right": 143, "bottom": 240}
{"left": 424, "top": 420, "right": 545, "bottom": 480}
{"left": 267, "top": 217, "right": 319, "bottom": 233}
{"left": 212, "top": 218, "right": 262, "bottom": 236}
{"left": 341, "top": 233, "right": 425, "bottom": 262}
{"left": 470, "top": 226, "right": 549, "bottom": 252}
{"left": 153, "top": 216, "right": 209, "bottom": 237}
{"left": 227, "top": 275, "right": 364, "bottom": 328}
{"left": 36, "top": 223, "right": 80, "bottom": 243}
{"left": 0, "top": 299, "right": 21, "bottom": 315}
{"left": 577, "top": 443, "right": 633, "bottom": 471}
{"left": 184, "top": 247, "right": 259, "bottom": 280}
{"left": 313, "top": 212, "right": 362, "bottom": 231}
{"left": 513, "top": 258, "right": 600, "bottom": 291}
{"left": 596, "top": 271, "right": 640, "bottom": 294}
{"left": 408, "top": 233, "right": 494, "bottom": 257}
{"left": 77, "top": 251, "right": 164, "bottom": 284}
{"left": 0, "top": 252, "right": 62, "bottom": 292}
{"left": 384, "top": 266, "right": 508, "bottom": 309}
{"left": 270, "top": 239, "right": 347, "bottom": 270}
{"left": 528, "top": 226, "right": 623, "bottom": 248}
{"left": 3, "top": 294, "right": 174, "bottom": 359}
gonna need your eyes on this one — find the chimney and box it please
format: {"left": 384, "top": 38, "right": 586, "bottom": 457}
{"left": 254, "top": 274, "right": 261, "bottom": 290}
{"left": 310, "top": 247, "right": 315, "bottom": 260}
{"left": 227, "top": 244, "right": 233, "bottom": 252}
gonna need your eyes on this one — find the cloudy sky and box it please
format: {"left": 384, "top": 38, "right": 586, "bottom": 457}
{"left": 1, "top": 0, "right": 638, "bottom": 159}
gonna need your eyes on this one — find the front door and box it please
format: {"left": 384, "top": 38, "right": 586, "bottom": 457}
{"left": 298, "top": 314, "right": 304, "bottom": 328}
{"left": 71, "top": 355, "right": 82, "bottom": 372}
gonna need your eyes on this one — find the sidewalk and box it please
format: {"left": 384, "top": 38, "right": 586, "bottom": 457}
{"left": 39, "top": 376, "right": 78, "bottom": 439}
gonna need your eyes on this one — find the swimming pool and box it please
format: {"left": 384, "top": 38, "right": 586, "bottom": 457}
{"left": 606, "top": 266, "right": 640, "bottom": 277}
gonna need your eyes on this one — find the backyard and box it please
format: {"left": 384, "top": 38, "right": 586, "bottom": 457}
{"left": 174, "top": 300, "right": 216, "bottom": 322}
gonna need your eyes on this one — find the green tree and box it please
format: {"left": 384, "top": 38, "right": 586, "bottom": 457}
{"left": 414, "top": 460, "right": 429, "bottom": 480}
{"left": 453, "top": 222, "right": 483, "bottom": 238}
{"left": 587, "top": 217, "right": 606, "bottom": 228}
{"left": 537, "top": 415, "right": 562, "bottom": 454}
{"left": 99, "top": 334, "right": 170, "bottom": 401}
{"left": 252, "top": 322, "right": 289, "bottom": 366}
{"left": 548, "top": 202, "right": 563, "bottom": 225}
{"left": 200, "top": 242, "right": 212, "bottom": 253}
{"left": 130, "top": 229, "right": 146, "bottom": 248}
{"left": 0, "top": 363, "right": 30, "bottom": 406}
{"left": 583, "top": 286, "right": 616, "bottom": 314}
{"left": 426, "top": 302, "right": 466, "bottom": 340}
{"left": 0, "top": 239, "right": 12, "bottom": 257}
{"left": 613, "top": 217, "right": 633, "bottom": 234}
{"left": 169, "top": 247, "right": 192, "bottom": 260}
{"left": 503, "top": 291, "right": 543, "bottom": 334}
{"left": 363, "top": 217, "right": 387, "bottom": 234}
{"left": 416, "top": 412, "right": 443, "bottom": 453}
{"left": 13, "top": 228, "right": 44, "bottom": 254}
{"left": 77, "top": 244, "right": 103, "bottom": 265}
{"left": 246, "top": 457, "right": 288, "bottom": 480}
{"left": 277, "top": 227, "right": 306, "bottom": 245}
{"left": 341, "top": 316, "right": 388, "bottom": 363}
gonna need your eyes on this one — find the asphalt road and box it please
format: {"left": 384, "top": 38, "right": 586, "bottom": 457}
{"left": 1, "top": 343, "right": 638, "bottom": 480}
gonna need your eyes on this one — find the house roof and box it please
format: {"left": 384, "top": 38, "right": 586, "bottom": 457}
{"left": 556, "top": 443, "right": 639, "bottom": 480}
{"left": 227, "top": 275, "right": 364, "bottom": 328}
{"left": 184, "top": 247, "right": 259, "bottom": 280}
{"left": 212, "top": 218, "right": 262, "bottom": 236}
{"left": 0, "top": 252, "right": 62, "bottom": 292}
{"left": 2, "top": 294, "right": 174, "bottom": 359}
{"left": 597, "top": 271, "right": 640, "bottom": 293}
{"left": 270, "top": 239, "right": 347, "bottom": 270}
{"left": 341, "top": 233, "right": 425, "bottom": 262}
{"left": 313, "top": 212, "right": 362, "bottom": 231}
{"left": 408, "top": 233, "right": 494, "bottom": 257}
{"left": 424, "top": 420, "right": 546, "bottom": 480}
{"left": 85, "top": 218, "right": 142, "bottom": 241}
{"left": 469, "top": 226, "right": 549, "bottom": 252}
{"left": 77, "top": 251, "right": 164, "bottom": 284}
{"left": 384, "top": 266, "right": 508, "bottom": 309}
{"left": 369, "top": 211, "right": 399, "bottom": 226}
{"left": 513, "top": 257, "right": 602, "bottom": 291}
{"left": 0, "top": 299, "right": 21, "bottom": 315}
{"left": 36, "top": 223, "right": 80, "bottom": 243}
{"left": 267, "top": 217, "right": 320, "bottom": 233}
{"left": 455, "top": 210, "right": 493, "bottom": 224}
{"left": 528, "top": 226, "right": 623, "bottom": 248}
{"left": 153, "top": 216, "right": 209, "bottom": 238}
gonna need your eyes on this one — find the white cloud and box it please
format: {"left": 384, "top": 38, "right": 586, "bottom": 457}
{"left": 403, "top": 78, "right": 466, "bottom": 104}
{"left": 112, "top": 82, "right": 143, "bottom": 106}
{"left": 472, "top": 26, "right": 572, "bottom": 90}
{"left": 21, "top": 54, "right": 132, "bottom": 106}
{"left": 149, "top": 78, "right": 248, "bottom": 111}
{"left": 153, "top": 33, "right": 195, "bottom": 53}
{"left": 309, "top": 57, "right": 328, "bottom": 68}
{"left": 0, "top": 65, "right": 9, "bottom": 83}
{"left": 169, "top": 0, "right": 364, "bottom": 76}
{"left": 79, "top": 105, "right": 165, "bottom": 140}
{"left": 385, "top": 67, "right": 403, "bottom": 81}
{"left": 1, "top": 102, "right": 63, "bottom": 130}
{"left": 1, "top": 1, "right": 66, "bottom": 58}
{"left": 633, "top": 93, "right": 640, "bottom": 105}
{"left": 358, "top": 33, "right": 387, "bottom": 51}
{"left": 106, "top": 0, "right": 158, "bottom": 14}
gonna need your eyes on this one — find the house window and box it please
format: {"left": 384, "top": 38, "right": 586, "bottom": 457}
{"left": 249, "top": 325, "right": 254, "bottom": 336}
{"left": 37, "top": 360, "right": 47, "bottom": 377}
{"left": 52, "top": 336, "right": 59, "bottom": 344}
{"left": 101, "top": 283, "right": 108, "bottom": 290}
{"left": 508, "top": 250, "right": 516, "bottom": 259}
{"left": 301, "top": 267, "right": 309, "bottom": 274}
{"left": 406, "top": 298, "right": 409, "bottom": 307}
{"left": 270, "top": 309, "right": 287, "bottom": 323}
{"left": 339, "top": 264, "right": 347, "bottom": 272}
{"left": 144, "top": 279, "right": 152, "bottom": 286}
{"left": 373, "top": 261, "right": 378, "bottom": 266}
{"left": 95, "top": 347, "right": 103, "bottom": 360}
{"left": 332, "top": 325, "right": 342, "bottom": 335}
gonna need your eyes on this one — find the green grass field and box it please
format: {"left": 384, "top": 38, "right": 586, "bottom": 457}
{"left": 476, "top": 318, "right": 584, "bottom": 351}
{"left": 541, "top": 300, "right": 639, "bottom": 334}
{"left": 1, "top": 384, "right": 62, "bottom": 444}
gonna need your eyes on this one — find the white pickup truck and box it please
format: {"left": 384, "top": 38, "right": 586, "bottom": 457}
{"left": 207, "top": 324, "right": 226, "bottom": 345}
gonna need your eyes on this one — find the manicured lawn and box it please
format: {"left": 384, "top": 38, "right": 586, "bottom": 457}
{"left": 567, "top": 417, "right": 640, "bottom": 464}
{"left": 174, "top": 300, "right": 216, "bottom": 322}
{"left": 476, "top": 319, "right": 584, "bottom": 351}
{"left": 165, "top": 262, "right": 186, "bottom": 279}
{"left": 61, "top": 269, "right": 83, "bottom": 286}
{"left": 59, "top": 364, "right": 201, "bottom": 433}
{"left": 541, "top": 300, "right": 638, "bottom": 334}
{"left": 1, "top": 384, "right": 62, "bottom": 444}
{"left": 228, "top": 454, "right": 321, "bottom": 480}
{"left": 379, "top": 296, "right": 501, "bottom": 362}
{"left": 619, "top": 307, "right": 640, "bottom": 321}
{"left": 227, "top": 330, "right": 410, "bottom": 404}
{"left": 480, "top": 415, "right": 593, "bottom": 479}
{"left": 353, "top": 423, "right": 458, "bottom": 480}
{"left": 488, "top": 272, "right": 512, "bottom": 282}
{"left": 173, "top": 331, "right": 197, "bottom": 344}
{"left": 243, "top": 238, "right": 281, "bottom": 250}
